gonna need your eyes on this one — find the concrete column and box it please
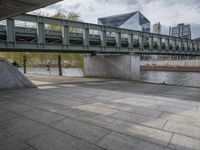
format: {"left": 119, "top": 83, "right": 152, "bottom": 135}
{"left": 84, "top": 54, "right": 140, "bottom": 80}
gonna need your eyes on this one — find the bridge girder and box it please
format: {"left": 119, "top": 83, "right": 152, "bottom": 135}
{"left": 0, "top": 14, "right": 200, "bottom": 56}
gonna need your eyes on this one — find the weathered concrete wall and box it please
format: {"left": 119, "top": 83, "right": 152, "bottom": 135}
{"left": 0, "top": 58, "right": 36, "bottom": 90}
{"left": 84, "top": 55, "right": 140, "bottom": 80}
{"left": 141, "top": 59, "right": 200, "bottom": 67}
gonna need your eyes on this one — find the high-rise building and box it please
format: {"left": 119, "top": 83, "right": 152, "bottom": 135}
{"left": 98, "top": 11, "right": 150, "bottom": 32}
{"left": 153, "top": 22, "right": 161, "bottom": 34}
{"left": 170, "top": 23, "right": 191, "bottom": 39}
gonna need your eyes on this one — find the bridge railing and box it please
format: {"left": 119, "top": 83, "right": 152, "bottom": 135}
{"left": 0, "top": 14, "right": 200, "bottom": 55}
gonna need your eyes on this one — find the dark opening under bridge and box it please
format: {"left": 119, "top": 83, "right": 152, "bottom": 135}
{"left": 0, "top": 14, "right": 200, "bottom": 56}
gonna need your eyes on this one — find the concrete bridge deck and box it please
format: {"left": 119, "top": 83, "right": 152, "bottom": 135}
{"left": 0, "top": 75, "right": 200, "bottom": 150}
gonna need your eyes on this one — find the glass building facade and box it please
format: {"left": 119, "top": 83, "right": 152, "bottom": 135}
{"left": 171, "top": 24, "right": 191, "bottom": 39}
{"left": 98, "top": 11, "right": 150, "bottom": 32}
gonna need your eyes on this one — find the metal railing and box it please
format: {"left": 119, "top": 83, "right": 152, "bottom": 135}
{"left": 0, "top": 14, "right": 199, "bottom": 56}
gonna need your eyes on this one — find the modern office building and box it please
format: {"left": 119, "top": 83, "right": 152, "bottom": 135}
{"left": 98, "top": 11, "right": 150, "bottom": 32}
{"left": 170, "top": 23, "right": 191, "bottom": 39}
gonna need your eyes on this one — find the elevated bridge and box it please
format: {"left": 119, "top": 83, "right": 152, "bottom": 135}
{"left": 0, "top": 14, "right": 200, "bottom": 56}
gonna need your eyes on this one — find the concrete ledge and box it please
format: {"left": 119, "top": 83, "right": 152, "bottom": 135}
{"left": 0, "top": 58, "right": 36, "bottom": 90}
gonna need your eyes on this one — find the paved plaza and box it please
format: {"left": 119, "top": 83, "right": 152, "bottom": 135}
{"left": 0, "top": 75, "right": 200, "bottom": 150}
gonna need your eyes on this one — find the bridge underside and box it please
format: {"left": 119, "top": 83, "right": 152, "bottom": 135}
{"left": 0, "top": 0, "right": 62, "bottom": 20}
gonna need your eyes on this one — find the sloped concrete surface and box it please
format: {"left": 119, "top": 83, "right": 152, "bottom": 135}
{"left": 0, "top": 58, "right": 36, "bottom": 90}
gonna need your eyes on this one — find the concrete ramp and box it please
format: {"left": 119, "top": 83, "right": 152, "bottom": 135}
{"left": 0, "top": 58, "right": 36, "bottom": 90}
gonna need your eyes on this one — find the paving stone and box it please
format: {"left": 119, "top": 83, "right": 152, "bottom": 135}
{"left": 73, "top": 112, "right": 116, "bottom": 127}
{"left": 160, "top": 112, "right": 200, "bottom": 127}
{"left": 51, "top": 118, "right": 111, "bottom": 143}
{"left": 107, "top": 120, "right": 172, "bottom": 146}
{"left": 141, "top": 118, "right": 167, "bottom": 129}
{"left": 95, "top": 102, "right": 133, "bottom": 111}
{"left": 49, "top": 106, "right": 86, "bottom": 117}
{"left": 0, "top": 99, "right": 10, "bottom": 105}
{"left": 0, "top": 139, "right": 29, "bottom": 150}
{"left": 93, "top": 95, "right": 114, "bottom": 101}
{"left": 0, "top": 130, "right": 30, "bottom": 149}
{"left": 28, "top": 129, "right": 104, "bottom": 150}
{"left": 0, "top": 117, "right": 50, "bottom": 140}
{"left": 112, "top": 111, "right": 167, "bottom": 129}
{"left": 169, "top": 134, "right": 200, "bottom": 150}
{"left": 157, "top": 105, "right": 200, "bottom": 118}
{"left": 0, "top": 102, "right": 34, "bottom": 114}
{"left": 95, "top": 102, "right": 162, "bottom": 118}
{"left": 0, "top": 131, "right": 16, "bottom": 146}
{"left": 158, "top": 103, "right": 197, "bottom": 112}
{"left": 113, "top": 99, "right": 159, "bottom": 109}
{"left": 126, "top": 106, "right": 162, "bottom": 118}
{"left": 24, "top": 147, "right": 37, "bottom": 150}
{"left": 0, "top": 109, "right": 18, "bottom": 122}
{"left": 164, "top": 121, "right": 200, "bottom": 139}
{"left": 73, "top": 104, "right": 119, "bottom": 116}
{"left": 97, "top": 132, "right": 169, "bottom": 150}
{"left": 22, "top": 109, "right": 67, "bottom": 125}
{"left": 23, "top": 99, "right": 64, "bottom": 112}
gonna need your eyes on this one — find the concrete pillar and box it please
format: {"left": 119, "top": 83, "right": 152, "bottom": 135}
{"left": 84, "top": 54, "right": 140, "bottom": 80}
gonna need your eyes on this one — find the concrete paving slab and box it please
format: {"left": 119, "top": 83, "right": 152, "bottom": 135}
{"left": 157, "top": 105, "right": 200, "bottom": 118}
{"left": 28, "top": 128, "right": 104, "bottom": 150}
{"left": 95, "top": 102, "right": 162, "bottom": 118}
{"left": 0, "top": 102, "right": 35, "bottom": 114}
{"left": 158, "top": 103, "right": 198, "bottom": 112}
{"left": 125, "top": 106, "right": 162, "bottom": 118}
{"left": 72, "top": 112, "right": 116, "bottom": 127}
{"left": 1, "top": 75, "right": 200, "bottom": 150}
{"left": 0, "top": 117, "right": 50, "bottom": 140}
{"left": 97, "top": 132, "right": 169, "bottom": 150}
{"left": 160, "top": 112, "right": 200, "bottom": 127}
{"left": 169, "top": 134, "right": 200, "bottom": 150}
{"left": 47, "top": 106, "right": 84, "bottom": 117}
{"left": 22, "top": 109, "right": 67, "bottom": 125}
{"left": 164, "top": 121, "right": 200, "bottom": 139}
{"left": 0, "top": 139, "right": 29, "bottom": 150}
{"left": 0, "top": 109, "right": 18, "bottom": 122}
{"left": 114, "top": 98, "right": 159, "bottom": 109}
{"left": 73, "top": 104, "right": 119, "bottom": 116}
{"left": 0, "top": 130, "right": 30, "bottom": 150}
{"left": 112, "top": 111, "right": 167, "bottom": 129}
{"left": 51, "top": 118, "right": 111, "bottom": 143}
{"left": 107, "top": 120, "right": 172, "bottom": 146}
{"left": 24, "top": 147, "right": 37, "bottom": 150}
{"left": 0, "top": 99, "right": 10, "bottom": 105}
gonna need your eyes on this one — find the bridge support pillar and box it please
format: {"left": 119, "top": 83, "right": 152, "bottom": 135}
{"left": 84, "top": 54, "right": 140, "bottom": 80}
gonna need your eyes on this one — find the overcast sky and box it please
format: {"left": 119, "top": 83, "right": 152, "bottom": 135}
{"left": 35, "top": 0, "right": 200, "bottom": 38}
